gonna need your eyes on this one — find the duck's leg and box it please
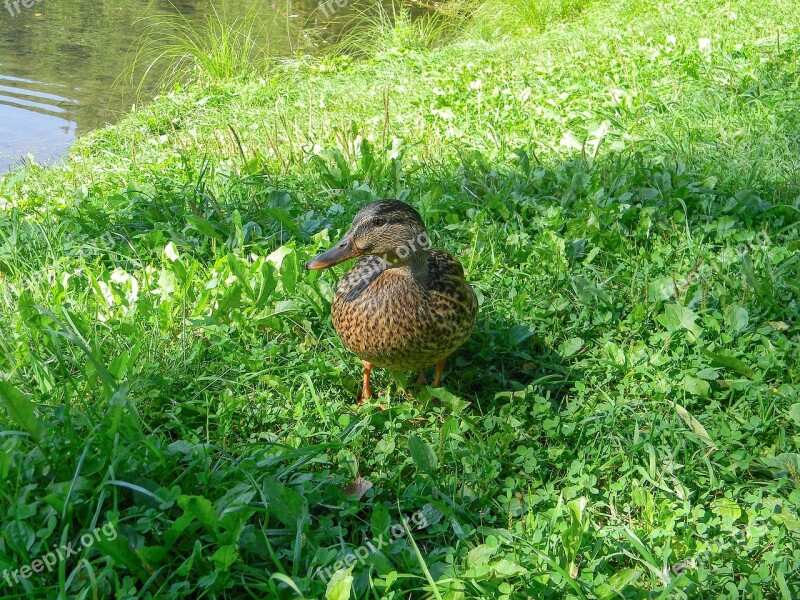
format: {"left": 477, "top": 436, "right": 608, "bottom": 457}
{"left": 433, "top": 359, "right": 446, "bottom": 387}
{"left": 415, "top": 371, "right": 428, "bottom": 386}
{"left": 360, "top": 360, "right": 373, "bottom": 402}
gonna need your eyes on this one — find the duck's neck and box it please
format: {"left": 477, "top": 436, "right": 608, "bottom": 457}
{"left": 382, "top": 250, "right": 429, "bottom": 282}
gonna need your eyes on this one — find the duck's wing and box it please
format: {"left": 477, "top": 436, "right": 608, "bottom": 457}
{"left": 427, "top": 249, "right": 478, "bottom": 321}
{"left": 428, "top": 248, "right": 465, "bottom": 279}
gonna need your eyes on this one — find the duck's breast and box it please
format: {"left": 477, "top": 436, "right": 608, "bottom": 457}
{"left": 331, "top": 253, "right": 477, "bottom": 370}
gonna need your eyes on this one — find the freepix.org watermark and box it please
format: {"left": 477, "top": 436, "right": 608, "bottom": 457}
{"left": 318, "top": 0, "right": 351, "bottom": 19}
{"left": 314, "top": 505, "right": 441, "bottom": 583}
{"left": 4, "top": 0, "right": 44, "bottom": 17}
{"left": 2, "top": 521, "right": 117, "bottom": 588}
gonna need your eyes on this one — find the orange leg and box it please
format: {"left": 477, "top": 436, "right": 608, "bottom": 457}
{"left": 433, "top": 358, "right": 446, "bottom": 387}
{"left": 360, "top": 360, "right": 373, "bottom": 402}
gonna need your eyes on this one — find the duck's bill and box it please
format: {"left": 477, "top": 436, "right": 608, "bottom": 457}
{"left": 306, "top": 237, "right": 358, "bottom": 270}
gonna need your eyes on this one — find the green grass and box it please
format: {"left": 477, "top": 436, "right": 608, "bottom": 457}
{"left": 1, "top": 0, "right": 800, "bottom": 598}
{"left": 123, "top": 3, "right": 293, "bottom": 92}
{"left": 328, "top": 3, "right": 465, "bottom": 57}
{"left": 465, "top": 0, "right": 596, "bottom": 38}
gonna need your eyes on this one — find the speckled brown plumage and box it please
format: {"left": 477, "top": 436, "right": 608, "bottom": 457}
{"left": 333, "top": 249, "right": 477, "bottom": 370}
{"left": 307, "top": 200, "right": 478, "bottom": 399}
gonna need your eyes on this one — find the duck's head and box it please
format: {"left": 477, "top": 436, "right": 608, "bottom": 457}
{"left": 306, "top": 200, "right": 430, "bottom": 270}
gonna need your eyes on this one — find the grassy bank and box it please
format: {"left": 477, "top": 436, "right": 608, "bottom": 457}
{"left": 1, "top": 0, "right": 799, "bottom": 598}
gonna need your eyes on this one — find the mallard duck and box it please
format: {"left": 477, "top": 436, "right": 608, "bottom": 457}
{"left": 307, "top": 200, "right": 478, "bottom": 401}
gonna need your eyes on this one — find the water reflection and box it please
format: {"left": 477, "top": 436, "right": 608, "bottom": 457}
{"left": 0, "top": 71, "right": 75, "bottom": 171}
{"left": 0, "top": 103, "right": 76, "bottom": 172}
{"left": 0, "top": 0, "right": 374, "bottom": 173}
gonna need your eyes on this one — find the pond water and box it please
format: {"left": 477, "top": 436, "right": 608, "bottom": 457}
{"left": 0, "top": 0, "right": 400, "bottom": 173}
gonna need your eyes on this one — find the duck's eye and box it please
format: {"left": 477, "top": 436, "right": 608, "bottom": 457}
{"left": 373, "top": 218, "right": 387, "bottom": 227}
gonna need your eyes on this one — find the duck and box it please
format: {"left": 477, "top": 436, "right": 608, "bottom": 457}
{"left": 306, "top": 199, "right": 478, "bottom": 401}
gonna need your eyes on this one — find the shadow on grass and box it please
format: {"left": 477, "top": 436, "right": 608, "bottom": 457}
{"left": 446, "top": 310, "right": 575, "bottom": 409}
{"left": 36, "top": 142, "right": 798, "bottom": 417}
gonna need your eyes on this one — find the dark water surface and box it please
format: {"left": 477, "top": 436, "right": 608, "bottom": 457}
{"left": 0, "top": 0, "right": 383, "bottom": 173}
